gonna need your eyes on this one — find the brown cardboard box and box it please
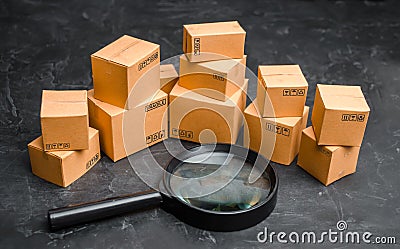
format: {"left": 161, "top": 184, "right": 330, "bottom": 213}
{"left": 297, "top": 126, "right": 360, "bottom": 186}
{"left": 40, "top": 90, "right": 89, "bottom": 151}
{"left": 183, "top": 21, "right": 246, "bottom": 62}
{"left": 244, "top": 102, "right": 309, "bottom": 165}
{"left": 169, "top": 79, "right": 248, "bottom": 144}
{"left": 179, "top": 55, "right": 247, "bottom": 101}
{"left": 160, "top": 64, "right": 178, "bottom": 94}
{"left": 91, "top": 35, "right": 160, "bottom": 109}
{"left": 256, "top": 65, "right": 308, "bottom": 117}
{"left": 88, "top": 89, "right": 168, "bottom": 162}
{"left": 311, "top": 84, "right": 370, "bottom": 146}
{"left": 27, "top": 127, "right": 100, "bottom": 187}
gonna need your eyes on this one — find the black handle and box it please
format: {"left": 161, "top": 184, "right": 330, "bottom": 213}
{"left": 48, "top": 190, "right": 163, "bottom": 231}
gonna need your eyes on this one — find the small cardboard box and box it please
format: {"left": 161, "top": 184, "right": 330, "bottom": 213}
{"left": 91, "top": 35, "right": 160, "bottom": 109}
{"left": 297, "top": 126, "right": 360, "bottom": 186}
{"left": 256, "top": 65, "right": 308, "bottom": 117}
{"left": 311, "top": 84, "right": 370, "bottom": 146}
{"left": 160, "top": 64, "right": 179, "bottom": 94}
{"left": 40, "top": 90, "right": 89, "bottom": 151}
{"left": 183, "top": 21, "right": 246, "bottom": 62}
{"left": 244, "top": 102, "right": 309, "bottom": 165}
{"left": 169, "top": 79, "right": 248, "bottom": 144}
{"left": 179, "top": 55, "right": 247, "bottom": 101}
{"left": 88, "top": 89, "right": 168, "bottom": 162}
{"left": 28, "top": 127, "right": 101, "bottom": 187}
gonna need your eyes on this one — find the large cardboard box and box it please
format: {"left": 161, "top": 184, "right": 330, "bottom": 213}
{"left": 297, "top": 126, "right": 360, "bottom": 186}
{"left": 179, "top": 55, "right": 247, "bottom": 101}
{"left": 169, "top": 79, "right": 248, "bottom": 144}
{"left": 311, "top": 84, "right": 370, "bottom": 146}
{"left": 183, "top": 21, "right": 246, "bottom": 62}
{"left": 160, "top": 64, "right": 178, "bottom": 94}
{"left": 40, "top": 90, "right": 89, "bottom": 151}
{"left": 244, "top": 102, "right": 309, "bottom": 165}
{"left": 28, "top": 127, "right": 100, "bottom": 187}
{"left": 91, "top": 35, "right": 160, "bottom": 109}
{"left": 87, "top": 89, "right": 168, "bottom": 162}
{"left": 256, "top": 65, "right": 308, "bottom": 117}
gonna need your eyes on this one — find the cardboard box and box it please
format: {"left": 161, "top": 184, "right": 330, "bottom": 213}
{"left": 183, "top": 21, "right": 246, "bottom": 62}
{"left": 311, "top": 84, "right": 370, "bottom": 146}
{"left": 91, "top": 35, "right": 160, "bottom": 109}
{"left": 40, "top": 90, "right": 89, "bottom": 151}
{"left": 256, "top": 65, "right": 308, "bottom": 117}
{"left": 160, "top": 64, "right": 178, "bottom": 94}
{"left": 297, "top": 126, "right": 360, "bottom": 186}
{"left": 179, "top": 55, "right": 247, "bottom": 101}
{"left": 244, "top": 102, "right": 309, "bottom": 165}
{"left": 88, "top": 89, "right": 168, "bottom": 162}
{"left": 28, "top": 127, "right": 100, "bottom": 187}
{"left": 169, "top": 79, "right": 248, "bottom": 144}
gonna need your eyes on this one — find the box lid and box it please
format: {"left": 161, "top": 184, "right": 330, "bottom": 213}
{"left": 160, "top": 64, "right": 178, "bottom": 79}
{"left": 41, "top": 90, "right": 88, "bottom": 118}
{"left": 259, "top": 65, "right": 303, "bottom": 76}
{"left": 88, "top": 89, "right": 125, "bottom": 117}
{"left": 245, "top": 101, "right": 305, "bottom": 127}
{"left": 28, "top": 127, "right": 98, "bottom": 159}
{"left": 317, "top": 84, "right": 370, "bottom": 112}
{"left": 170, "top": 79, "right": 248, "bottom": 107}
{"left": 91, "top": 35, "right": 159, "bottom": 67}
{"left": 303, "top": 126, "right": 340, "bottom": 153}
{"left": 184, "top": 21, "right": 245, "bottom": 36}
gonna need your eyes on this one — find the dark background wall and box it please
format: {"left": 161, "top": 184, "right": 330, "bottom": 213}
{"left": 1, "top": 0, "right": 399, "bottom": 248}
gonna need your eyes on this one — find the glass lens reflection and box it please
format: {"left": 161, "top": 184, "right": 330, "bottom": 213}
{"left": 169, "top": 152, "right": 270, "bottom": 212}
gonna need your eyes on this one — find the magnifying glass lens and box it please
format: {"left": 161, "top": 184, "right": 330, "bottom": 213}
{"left": 169, "top": 152, "right": 271, "bottom": 212}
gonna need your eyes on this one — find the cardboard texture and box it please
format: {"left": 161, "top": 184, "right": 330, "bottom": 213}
{"left": 91, "top": 35, "right": 160, "bottom": 109}
{"left": 160, "top": 64, "right": 179, "bottom": 94}
{"left": 256, "top": 65, "right": 308, "bottom": 117}
{"left": 179, "top": 55, "right": 247, "bottom": 101}
{"left": 297, "top": 126, "right": 360, "bottom": 186}
{"left": 169, "top": 79, "right": 248, "bottom": 144}
{"left": 40, "top": 90, "right": 89, "bottom": 151}
{"left": 244, "top": 102, "right": 309, "bottom": 165}
{"left": 27, "top": 127, "right": 101, "bottom": 187}
{"left": 183, "top": 21, "right": 246, "bottom": 62}
{"left": 311, "top": 84, "right": 370, "bottom": 146}
{"left": 88, "top": 89, "right": 168, "bottom": 162}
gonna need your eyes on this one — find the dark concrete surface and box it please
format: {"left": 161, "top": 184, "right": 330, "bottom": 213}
{"left": 1, "top": 0, "right": 399, "bottom": 248}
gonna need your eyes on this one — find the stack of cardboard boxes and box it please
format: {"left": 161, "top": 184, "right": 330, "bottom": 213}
{"left": 244, "top": 65, "right": 309, "bottom": 165}
{"left": 297, "top": 84, "right": 370, "bottom": 186}
{"left": 28, "top": 90, "right": 101, "bottom": 187}
{"left": 170, "top": 21, "right": 248, "bottom": 143}
{"left": 88, "top": 35, "right": 173, "bottom": 162}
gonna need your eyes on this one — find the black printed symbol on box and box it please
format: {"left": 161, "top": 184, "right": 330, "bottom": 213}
{"left": 342, "top": 114, "right": 350, "bottom": 121}
{"left": 275, "top": 126, "right": 281, "bottom": 134}
{"left": 290, "top": 89, "right": 298, "bottom": 96}
{"left": 172, "top": 128, "right": 178, "bottom": 136}
{"left": 282, "top": 127, "right": 290, "bottom": 137}
{"left": 266, "top": 123, "right": 274, "bottom": 132}
{"left": 64, "top": 143, "right": 70, "bottom": 149}
{"left": 357, "top": 114, "right": 365, "bottom": 122}
{"left": 52, "top": 143, "right": 57, "bottom": 149}
{"left": 146, "top": 130, "right": 165, "bottom": 144}
{"left": 297, "top": 89, "right": 305, "bottom": 96}
{"left": 172, "top": 128, "right": 193, "bottom": 139}
{"left": 350, "top": 114, "right": 357, "bottom": 121}
{"left": 283, "top": 89, "right": 290, "bottom": 96}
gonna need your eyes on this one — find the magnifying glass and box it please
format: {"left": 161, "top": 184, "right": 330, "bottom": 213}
{"left": 48, "top": 144, "right": 278, "bottom": 232}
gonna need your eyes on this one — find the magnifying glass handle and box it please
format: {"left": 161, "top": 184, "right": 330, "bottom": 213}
{"left": 48, "top": 190, "right": 162, "bottom": 231}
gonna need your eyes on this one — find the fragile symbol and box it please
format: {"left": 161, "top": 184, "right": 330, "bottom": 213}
{"left": 275, "top": 126, "right": 281, "bottom": 134}
{"left": 283, "top": 89, "right": 290, "bottom": 96}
